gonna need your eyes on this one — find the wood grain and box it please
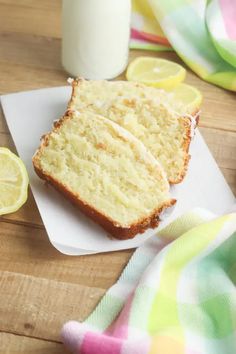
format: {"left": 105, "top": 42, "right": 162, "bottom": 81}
{"left": 0, "top": 62, "right": 67, "bottom": 94}
{"left": 0, "top": 332, "right": 68, "bottom": 354}
{"left": 221, "top": 168, "right": 236, "bottom": 196}
{"left": 0, "top": 271, "right": 105, "bottom": 341}
{"left": 200, "top": 127, "right": 236, "bottom": 170}
{"left": 0, "top": 0, "right": 235, "bottom": 352}
{"left": 0, "top": 32, "right": 62, "bottom": 71}
{"left": 0, "top": 221, "right": 132, "bottom": 289}
{"left": 0, "top": 132, "right": 15, "bottom": 150}
{"left": 0, "top": 108, "right": 9, "bottom": 133}
{"left": 0, "top": 1, "right": 61, "bottom": 39}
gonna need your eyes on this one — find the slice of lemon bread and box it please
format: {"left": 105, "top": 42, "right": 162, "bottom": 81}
{"left": 33, "top": 111, "right": 175, "bottom": 240}
{"left": 68, "top": 79, "right": 198, "bottom": 184}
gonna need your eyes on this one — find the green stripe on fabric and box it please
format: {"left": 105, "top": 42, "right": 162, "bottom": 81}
{"left": 179, "top": 293, "right": 236, "bottom": 338}
{"left": 191, "top": 230, "right": 236, "bottom": 338}
{"left": 206, "top": 0, "right": 236, "bottom": 68}
{"left": 199, "top": 294, "right": 235, "bottom": 337}
{"left": 86, "top": 294, "right": 124, "bottom": 331}
{"left": 119, "top": 252, "right": 158, "bottom": 284}
{"left": 203, "top": 231, "right": 236, "bottom": 272}
{"left": 215, "top": 40, "right": 236, "bottom": 68}
{"left": 164, "top": 5, "right": 231, "bottom": 70}
{"left": 130, "top": 42, "right": 173, "bottom": 51}
{"left": 204, "top": 332, "right": 236, "bottom": 354}
{"left": 158, "top": 210, "right": 210, "bottom": 240}
{"left": 129, "top": 286, "right": 157, "bottom": 330}
{"left": 229, "top": 263, "right": 236, "bottom": 285}
{"left": 207, "top": 71, "right": 236, "bottom": 91}
{"left": 85, "top": 243, "right": 162, "bottom": 331}
{"left": 148, "top": 215, "right": 231, "bottom": 335}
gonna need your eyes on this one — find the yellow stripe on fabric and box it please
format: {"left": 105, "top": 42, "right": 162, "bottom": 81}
{"left": 158, "top": 210, "right": 211, "bottom": 241}
{"left": 132, "top": 0, "right": 166, "bottom": 37}
{"left": 148, "top": 215, "right": 232, "bottom": 353}
{"left": 149, "top": 334, "right": 185, "bottom": 354}
{"left": 207, "top": 71, "right": 236, "bottom": 91}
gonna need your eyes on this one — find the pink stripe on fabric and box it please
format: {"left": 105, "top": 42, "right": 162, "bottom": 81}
{"left": 131, "top": 28, "right": 170, "bottom": 46}
{"left": 79, "top": 294, "right": 135, "bottom": 354}
{"left": 105, "top": 293, "right": 134, "bottom": 339}
{"left": 219, "top": 0, "right": 236, "bottom": 39}
{"left": 186, "top": 349, "right": 202, "bottom": 354}
{"left": 131, "top": 28, "right": 148, "bottom": 41}
{"left": 81, "top": 332, "right": 123, "bottom": 354}
{"left": 61, "top": 321, "right": 88, "bottom": 353}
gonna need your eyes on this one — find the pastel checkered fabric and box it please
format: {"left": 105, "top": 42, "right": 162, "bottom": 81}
{"left": 131, "top": 0, "right": 236, "bottom": 91}
{"left": 62, "top": 209, "right": 236, "bottom": 354}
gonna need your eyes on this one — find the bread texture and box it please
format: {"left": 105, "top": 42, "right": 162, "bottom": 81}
{"left": 33, "top": 111, "right": 175, "bottom": 239}
{"left": 68, "top": 79, "right": 198, "bottom": 184}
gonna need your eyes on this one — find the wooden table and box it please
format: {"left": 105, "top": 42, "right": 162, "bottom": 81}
{"left": 0, "top": 1, "right": 236, "bottom": 353}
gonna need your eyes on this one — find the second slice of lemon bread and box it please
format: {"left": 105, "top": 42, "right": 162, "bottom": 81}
{"left": 68, "top": 79, "right": 196, "bottom": 184}
{"left": 33, "top": 111, "right": 175, "bottom": 239}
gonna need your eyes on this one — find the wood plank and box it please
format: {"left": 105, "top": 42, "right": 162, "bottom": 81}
{"left": 0, "top": 32, "right": 61, "bottom": 71}
{"left": 0, "top": 271, "right": 105, "bottom": 341}
{"left": 0, "top": 62, "right": 67, "bottom": 95}
{"left": 0, "top": 0, "right": 60, "bottom": 10}
{"left": 0, "top": 188, "right": 43, "bottom": 227}
{"left": 0, "top": 2, "right": 61, "bottom": 38}
{"left": 0, "top": 107, "right": 9, "bottom": 134}
{"left": 0, "top": 332, "right": 69, "bottom": 354}
{"left": 199, "top": 127, "right": 236, "bottom": 170}
{"left": 221, "top": 168, "right": 236, "bottom": 196}
{"left": 0, "top": 132, "right": 15, "bottom": 151}
{"left": 0, "top": 221, "right": 132, "bottom": 289}
{"left": 198, "top": 89, "right": 236, "bottom": 133}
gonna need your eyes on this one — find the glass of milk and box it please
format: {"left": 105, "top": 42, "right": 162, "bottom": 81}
{"left": 62, "top": 0, "right": 131, "bottom": 80}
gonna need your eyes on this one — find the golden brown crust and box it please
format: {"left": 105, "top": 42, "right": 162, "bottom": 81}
{"left": 168, "top": 117, "right": 191, "bottom": 184}
{"left": 67, "top": 77, "right": 83, "bottom": 109}
{"left": 169, "top": 109, "right": 200, "bottom": 184}
{"left": 34, "top": 163, "right": 176, "bottom": 239}
{"left": 32, "top": 111, "right": 176, "bottom": 240}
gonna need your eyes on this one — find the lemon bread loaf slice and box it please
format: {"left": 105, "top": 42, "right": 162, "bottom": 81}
{"left": 33, "top": 111, "right": 175, "bottom": 240}
{"left": 68, "top": 79, "right": 197, "bottom": 184}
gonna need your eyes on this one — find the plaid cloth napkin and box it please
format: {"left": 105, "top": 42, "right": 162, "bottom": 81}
{"left": 131, "top": 0, "right": 236, "bottom": 91}
{"left": 62, "top": 208, "right": 236, "bottom": 354}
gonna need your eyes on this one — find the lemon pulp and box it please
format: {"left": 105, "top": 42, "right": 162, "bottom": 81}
{"left": 126, "top": 56, "right": 186, "bottom": 90}
{"left": 0, "top": 147, "right": 29, "bottom": 215}
{"left": 166, "top": 83, "right": 203, "bottom": 114}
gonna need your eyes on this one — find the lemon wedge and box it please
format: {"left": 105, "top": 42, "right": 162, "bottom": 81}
{"left": 166, "top": 83, "right": 203, "bottom": 114}
{"left": 0, "top": 147, "right": 29, "bottom": 215}
{"left": 126, "top": 57, "right": 186, "bottom": 90}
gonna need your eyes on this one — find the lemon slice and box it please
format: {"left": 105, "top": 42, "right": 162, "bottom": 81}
{"left": 0, "top": 147, "right": 29, "bottom": 215}
{"left": 166, "top": 83, "right": 203, "bottom": 114}
{"left": 126, "top": 57, "right": 186, "bottom": 90}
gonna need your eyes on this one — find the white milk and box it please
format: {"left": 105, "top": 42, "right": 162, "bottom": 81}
{"left": 62, "top": 0, "right": 131, "bottom": 80}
